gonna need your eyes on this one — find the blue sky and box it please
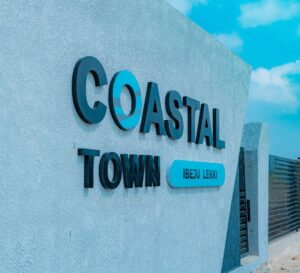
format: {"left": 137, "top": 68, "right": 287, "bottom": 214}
{"left": 167, "top": 0, "right": 300, "bottom": 159}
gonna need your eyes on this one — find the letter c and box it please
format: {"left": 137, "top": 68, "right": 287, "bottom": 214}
{"left": 72, "top": 56, "right": 108, "bottom": 124}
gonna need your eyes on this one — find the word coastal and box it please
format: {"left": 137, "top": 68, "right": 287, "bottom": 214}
{"left": 72, "top": 56, "right": 225, "bottom": 148}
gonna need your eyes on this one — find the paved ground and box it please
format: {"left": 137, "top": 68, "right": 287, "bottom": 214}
{"left": 268, "top": 232, "right": 300, "bottom": 273}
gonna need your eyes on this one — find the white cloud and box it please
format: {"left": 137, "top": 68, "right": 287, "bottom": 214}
{"left": 166, "top": 0, "right": 207, "bottom": 14}
{"left": 215, "top": 32, "right": 244, "bottom": 52}
{"left": 249, "top": 60, "right": 300, "bottom": 111}
{"left": 239, "top": 0, "right": 300, "bottom": 28}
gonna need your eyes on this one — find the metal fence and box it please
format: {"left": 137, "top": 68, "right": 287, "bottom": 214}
{"left": 269, "top": 155, "right": 300, "bottom": 241}
{"left": 239, "top": 148, "right": 249, "bottom": 256}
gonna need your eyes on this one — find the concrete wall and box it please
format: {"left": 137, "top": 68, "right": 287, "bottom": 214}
{"left": 231, "top": 123, "right": 269, "bottom": 273}
{"left": 0, "top": 1, "right": 250, "bottom": 272}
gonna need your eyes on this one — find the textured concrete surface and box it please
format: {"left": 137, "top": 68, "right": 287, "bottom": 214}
{"left": 231, "top": 123, "right": 269, "bottom": 273}
{"left": 243, "top": 123, "right": 269, "bottom": 260}
{"left": 0, "top": 0, "right": 250, "bottom": 272}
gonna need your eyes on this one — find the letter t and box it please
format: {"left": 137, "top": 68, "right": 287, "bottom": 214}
{"left": 78, "top": 149, "right": 100, "bottom": 188}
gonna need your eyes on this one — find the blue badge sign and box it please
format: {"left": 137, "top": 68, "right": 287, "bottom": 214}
{"left": 167, "top": 160, "right": 225, "bottom": 188}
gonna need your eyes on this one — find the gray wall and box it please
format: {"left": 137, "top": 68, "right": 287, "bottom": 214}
{"left": 0, "top": 1, "right": 250, "bottom": 272}
{"left": 232, "top": 123, "right": 269, "bottom": 273}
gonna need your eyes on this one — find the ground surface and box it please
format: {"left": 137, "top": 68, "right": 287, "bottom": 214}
{"left": 268, "top": 232, "right": 300, "bottom": 273}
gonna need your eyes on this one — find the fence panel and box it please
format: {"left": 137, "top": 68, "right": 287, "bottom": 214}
{"left": 269, "top": 156, "right": 300, "bottom": 241}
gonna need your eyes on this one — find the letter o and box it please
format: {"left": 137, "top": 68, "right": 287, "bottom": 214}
{"left": 109, "top": 70, "right": 142, "bottom": 130}
{"left": 99, "top": 153, "right": 122, "bottom": 189}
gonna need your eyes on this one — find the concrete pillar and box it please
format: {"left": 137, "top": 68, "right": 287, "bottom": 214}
{"left": 231, "top": 122, "right": 269, "bottom": 273}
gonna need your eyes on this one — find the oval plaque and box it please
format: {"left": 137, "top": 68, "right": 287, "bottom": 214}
{"left": 167, "top": 160, "right": 225, "bottom": 188}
